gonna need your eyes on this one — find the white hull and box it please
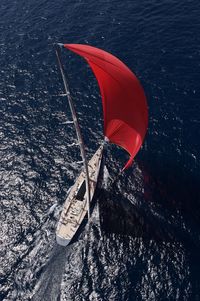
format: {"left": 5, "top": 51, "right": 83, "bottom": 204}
{"left": 56, "top": 145, "right": 103, "bottom": 246}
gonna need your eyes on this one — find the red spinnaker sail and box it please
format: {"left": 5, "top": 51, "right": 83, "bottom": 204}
{"left": 64, "top": 44, "right": 148, "bottom": 170}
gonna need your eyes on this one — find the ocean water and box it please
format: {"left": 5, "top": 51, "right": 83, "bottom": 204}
{"left": 0, "top": 0, "right": 200, "bottom": 300}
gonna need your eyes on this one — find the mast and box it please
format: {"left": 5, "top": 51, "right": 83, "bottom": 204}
{"left": 55, "top": 43, "right": 91, "bottom": 219}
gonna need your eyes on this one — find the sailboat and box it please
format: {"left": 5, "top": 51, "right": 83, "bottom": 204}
{"left": 55, "top": 44, "right": 148, "bottom": 246}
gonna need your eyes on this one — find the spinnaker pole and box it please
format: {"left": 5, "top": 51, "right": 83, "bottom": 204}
{"left": 55, "top": 43, "right": 91, "bottom": 219}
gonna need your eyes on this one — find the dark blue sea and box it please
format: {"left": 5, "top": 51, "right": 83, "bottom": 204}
{"left": 1, "top": 0, "right": 200, "bottom": 300}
